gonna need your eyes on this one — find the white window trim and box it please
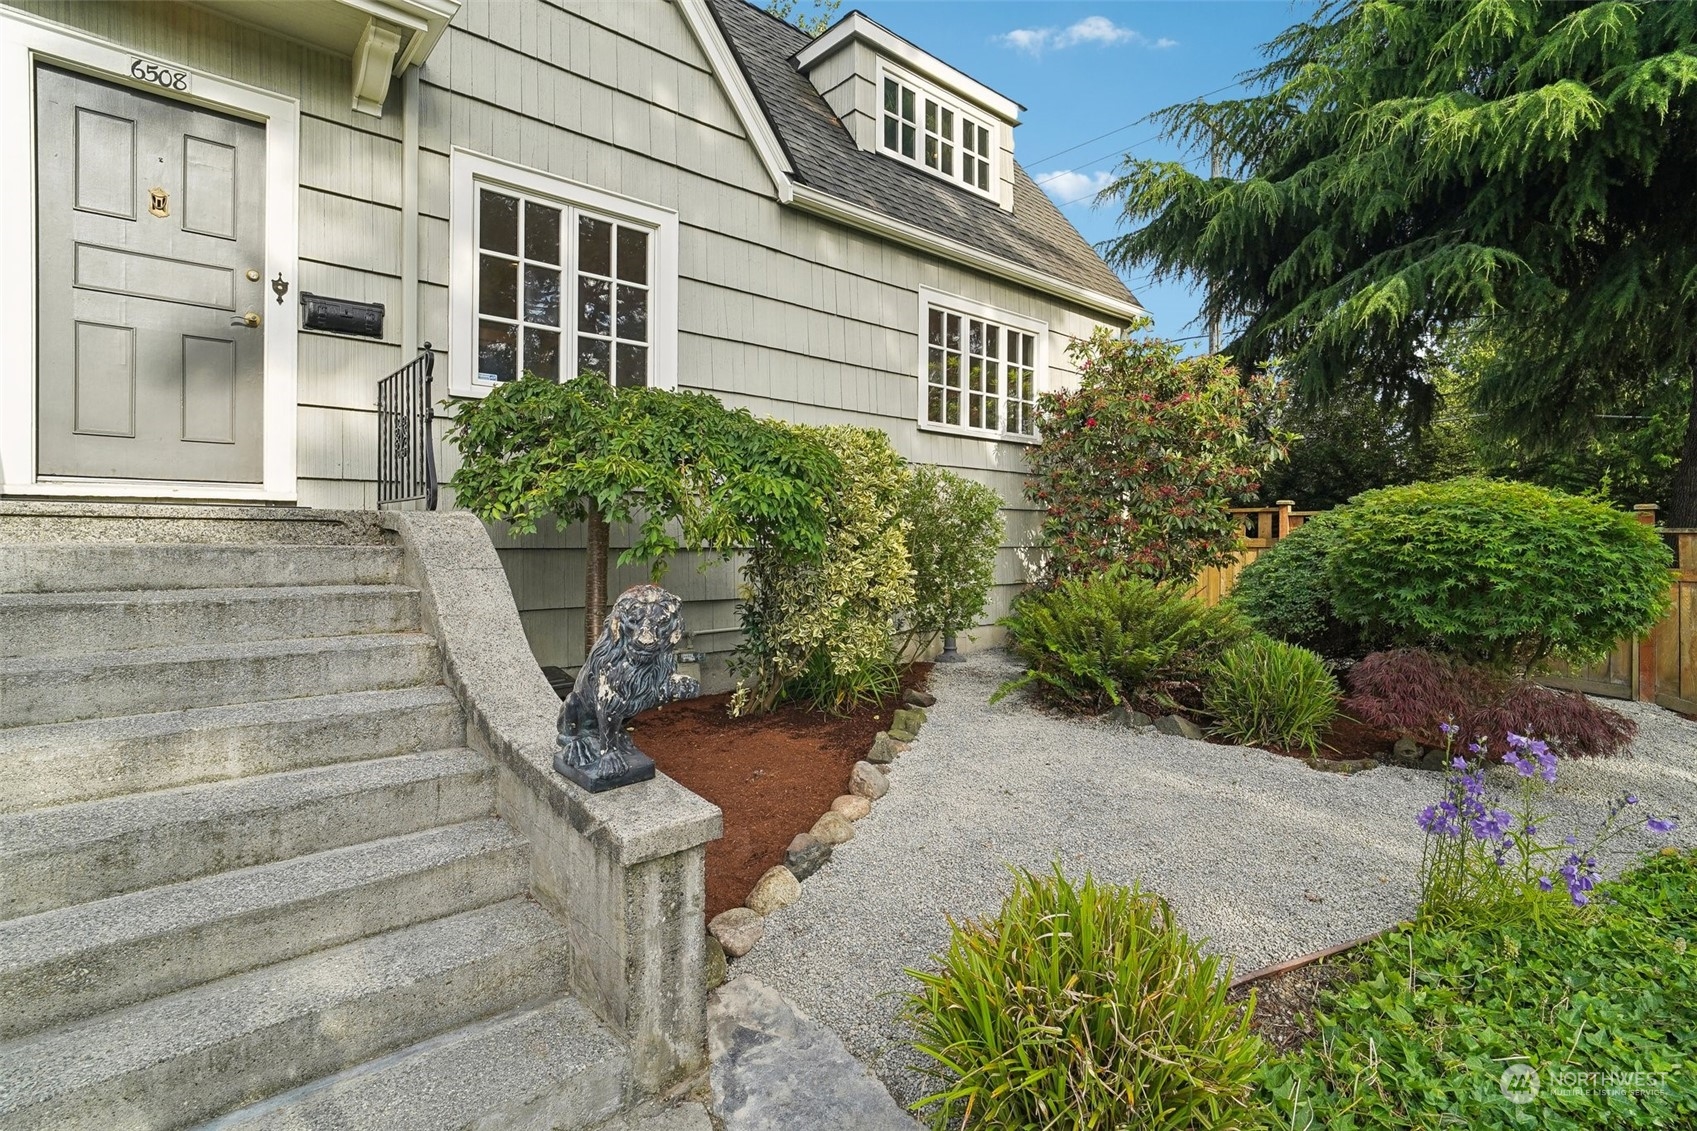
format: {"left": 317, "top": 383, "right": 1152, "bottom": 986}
{"left": 449, "top": 149, "right": 679, "bottom": 399}
{"left": 876, "top": 61, "right": 999, "bottom": 202}
{"left": 916, "top": 287, "right": 1047, "bottom": 445}
{"left": 0, "top": 7, "right": 300, "bottom": 502}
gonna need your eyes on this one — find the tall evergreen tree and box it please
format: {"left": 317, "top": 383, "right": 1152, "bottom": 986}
{"left": 1104, "top": 0, "right": 1697, "bottom": 521}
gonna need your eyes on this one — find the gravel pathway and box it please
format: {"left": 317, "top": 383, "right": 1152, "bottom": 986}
{"left": 736, "top": 651, "right": 1697, "bottom": 1109}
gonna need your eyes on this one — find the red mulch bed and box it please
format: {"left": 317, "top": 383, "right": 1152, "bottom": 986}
{"left": 1316, "top": 715, "right": 1400, "bottom": 760}
{"left": 634, "top": 664, "right": 931, "bottom": 920}
{"left": 1204, "top": 713, "right": 1399, "bottom": 762}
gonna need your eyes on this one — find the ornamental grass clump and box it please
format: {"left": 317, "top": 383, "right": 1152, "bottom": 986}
{"left": 1416, "top": 725, "right": 1679, "bottom": 926}
{"left": 1202, "top": 637, "right": 1339, "bottom": 754}
{"left": 904, "top": 866, "right": 1263, "bottom": 1131}
{"left": 993, "top": 571, "right": 1252, "bottom": 713}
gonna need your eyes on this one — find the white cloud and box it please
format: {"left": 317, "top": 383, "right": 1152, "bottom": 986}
{"left": 997, "top": 17, "right": 1175, "bottom": 55}
{"left": 1055, "top": 15, "right": 1138, "bottom": 47}
{"left": 997, "top": 27, "right": 1052, "bottom": 54}
{"left": 1036, "top": 170, "right": 1116, "bottom": 205}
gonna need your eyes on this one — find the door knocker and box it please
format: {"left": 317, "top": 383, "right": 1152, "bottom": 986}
{"left": 147, "top": 187, "right": 169, "bottom": 218}
{"left": 271, "top": 273, "right": 289, "bottom": 306}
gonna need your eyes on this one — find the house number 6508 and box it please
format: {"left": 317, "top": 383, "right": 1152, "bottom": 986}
{"left": 128, "top": 58, "right": 190, "bottom": 92}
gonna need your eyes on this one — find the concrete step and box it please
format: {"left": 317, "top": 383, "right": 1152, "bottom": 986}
{"left": 0, "top": 632, "right": 442, "bottom": 727}
{"left": 0, "top": 501, "right": 392, "bottom": 546}
{"left": 0, "top": 899, "right": 572, "bottom": 1131}
{"left": 198, "top": 996, "right": 630, "bottom": 1131}
{"left": 0, "top": 585, "right": 421, "bottom": 659}
{"left": 0, "top": 749, "right": 494, "bottom": 920}
{"left": 0, "top": 543, "right": 403, "bottom": 594}
{"left": 0, "top": 819, "right": 528, "bottom": 1040}
{"left": 0, "top": 686, "right": 465, "bottom": 815}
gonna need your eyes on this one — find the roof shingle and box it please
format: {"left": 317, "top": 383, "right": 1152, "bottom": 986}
{"left": 705, "top": 0, "right": 1141, "bottom": 312}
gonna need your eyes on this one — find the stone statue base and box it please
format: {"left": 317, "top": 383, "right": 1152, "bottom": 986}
{"left": 553, "top": 748, "right": 656, "bottom": 793}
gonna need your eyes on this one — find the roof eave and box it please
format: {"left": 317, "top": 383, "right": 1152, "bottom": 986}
{"left": 788, "top": 184, "right": 1146, "bottom": 324}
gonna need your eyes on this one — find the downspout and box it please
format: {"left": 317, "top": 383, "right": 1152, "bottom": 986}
{"left": 399, "top": 64, "right": 421, "bottom": 359}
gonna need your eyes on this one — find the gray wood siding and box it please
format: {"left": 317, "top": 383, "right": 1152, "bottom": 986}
{"left": 8, "top": 0, "right": 1123, "bottom": 672}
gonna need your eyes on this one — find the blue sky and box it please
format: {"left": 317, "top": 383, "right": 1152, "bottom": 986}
{"left": 842, "top": 1, "right": 1312, "bottom": 346}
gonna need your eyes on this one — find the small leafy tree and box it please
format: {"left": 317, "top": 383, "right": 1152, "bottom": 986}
{"left": 447, "top": 374, "right": 837, "bottom": 656}
{"left": 733, "top": 425, "right": 915, "bottom": 715}
{"left": 899, "top": 466, "right": 1004, "bottom": 656}
{"left": 1326, "top": 478, "right": 1673, "bottom": 671}
{"left": 765, "top": 0, "right": 840, "bottom": 37}
{"left": 1025, "top": 324, "right": 1288, "bottom": 585}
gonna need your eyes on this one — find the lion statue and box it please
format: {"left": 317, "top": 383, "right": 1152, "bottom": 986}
{"left": 554, "top": 583, "right": 700, "bottom": 782}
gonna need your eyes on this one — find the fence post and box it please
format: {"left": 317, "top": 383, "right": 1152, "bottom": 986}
{"left": 1275, "top": 499, "right": 1295, "bottom": 542}
{"left": 1634, "top": 504, "right": 1659, "bottom": 703}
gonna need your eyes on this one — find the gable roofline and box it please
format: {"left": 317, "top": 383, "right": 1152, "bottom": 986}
{"left": 794, "top": 11, "right": 1023, "bottom": 124}
{"left": 677, "top": 0, "right": 1146, "bottom": 325}
{"left": 676, "top": 0, "right": 796, "bottom": 200}
{"left": 790, "top": 184, "right": 1146, "bottom": 324}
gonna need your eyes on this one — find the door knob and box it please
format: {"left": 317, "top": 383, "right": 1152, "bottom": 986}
{"left": 231, "top": 311, "right": 260, "bottom": 328}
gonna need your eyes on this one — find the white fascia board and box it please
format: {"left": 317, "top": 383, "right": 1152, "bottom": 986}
{"left": 788, "top": 184, "right": 1146, "bottom": 324}
{"left": 674, "top": 0, "right": 795, "bottom": 202}
{"left": 796, "top": 12, "right": 1021, "bottom": 125}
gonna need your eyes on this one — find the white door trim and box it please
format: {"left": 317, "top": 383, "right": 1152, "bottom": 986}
{"left": 0, "top": 8, "right": 300, "bottom": 502}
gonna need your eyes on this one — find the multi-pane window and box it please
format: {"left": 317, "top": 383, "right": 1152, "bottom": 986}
{"left": 960, "top": 116, "right": 991, "bottom": 193}
{"left": 924, "top": 301, "right": 1039, "bottom": 438}
{"left": 474, "top": 185, "right": 652, "bottom": 388}
{"left": 882, "top": 77, "right": 916, "bottom": 160}
{"left": 880, "top": 69, "right": 996, "bottom": 198}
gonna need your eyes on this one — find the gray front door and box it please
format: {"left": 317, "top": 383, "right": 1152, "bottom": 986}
{"left": 35, "top": 65, "right": 266, "bottom": 483}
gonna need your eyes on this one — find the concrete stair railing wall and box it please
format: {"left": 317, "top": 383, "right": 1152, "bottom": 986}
{"left": 0, "top": 501, "right": 722, "bottom": 1130}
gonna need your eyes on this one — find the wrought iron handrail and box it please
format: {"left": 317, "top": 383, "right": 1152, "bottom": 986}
{"left": 377, "top": 343, "right": 438, "bottom": 510}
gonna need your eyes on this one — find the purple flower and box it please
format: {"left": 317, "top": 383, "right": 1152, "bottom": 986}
{"left": 1503, "top": 750, "right": 1535, "bottom": 778}
{"left": 1626, "top": 795, "right": 1639, "bottom": 806}
{"left": 1468, "top": 742, "right": 1484, "bottom": 754}
{"left": 1647, "top": 816, "right": 1678, "bottom": 835}
{"left": 1536, "top": 751, "right": 1559, "bottom": 784}
{"left": 1451, "top": 755, "right": 1470, "bottom": 771}
{"left": 1471, "top": 807, "right": 1515, "bottom": 841}
{"left": 1506, "top": 732, "right": 1530, "bottom": 751}
{"left": 1538, "top": 876, "right": 1554, "bottom": 892}
{"left": 1418, "top": 801, "right": 1463, "bottom": 838}
{"left": 1439, "top": 721, "right": 1459, "bottom": 738}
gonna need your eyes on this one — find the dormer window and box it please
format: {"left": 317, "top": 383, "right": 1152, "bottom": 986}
{"left": 879, "top": 64, "right": 996, "bottom": 198}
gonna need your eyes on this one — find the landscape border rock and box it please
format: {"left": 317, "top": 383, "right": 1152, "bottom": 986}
{"left": 848, "top": 761, "right": 889, "bottom": 801}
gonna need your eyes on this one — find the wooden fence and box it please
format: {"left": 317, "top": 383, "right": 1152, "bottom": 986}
{"left": 1189, "top": 501, "right": 1315, "bottom": 605}
{"left": 1194, "top": 502, "right": 1697, "bottom": 717}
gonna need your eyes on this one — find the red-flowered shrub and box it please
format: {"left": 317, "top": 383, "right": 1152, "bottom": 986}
{"left": 1024, "top": 324, "right": 1288, "bottom": 585}
{"left": 1343, "top": 649, "right": 1636, "bottom": 758}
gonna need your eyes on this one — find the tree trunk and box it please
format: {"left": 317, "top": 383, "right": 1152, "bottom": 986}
{"left": 583, "top": 502, "right": 611, "bottom": 660}
{"left": 1669, "top": 356, "right": 1697, "bottom": 527}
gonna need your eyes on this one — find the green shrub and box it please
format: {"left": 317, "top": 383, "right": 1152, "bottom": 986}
{"left": 1202, "top": 637, "right": 1339, "bottom": 754}
{"left": 732, "top": 425, "right": 914, "bottom": 715}
{"left": 905, "top": 866, "right": 1263, "bottom": 1131}
{"left": 1228, "top": 513, "right": 1376, "bottom": 657}
{"left": 1024, "top": 324, "right": 1289, "bottom": 586}
{"left": 1256, "top": 851, "right": 1697, "bottom": 1130}
{"left": 993, "top": 572, "right": 1252, "bottom": 713}
{"left": 900, "top": 466, "right": 1004, "bottom": 656}
{"left": 1326, "top": 478, "right": 1672, "bottom": 671}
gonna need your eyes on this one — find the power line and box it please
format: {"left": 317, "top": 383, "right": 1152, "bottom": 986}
{"left": 1024, "top": 76, "right": 1249, "bottom": 171}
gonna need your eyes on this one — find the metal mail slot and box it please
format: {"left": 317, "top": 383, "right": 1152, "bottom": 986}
{"left": 301, "top": 292, "right": 385, "bottom": 338}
